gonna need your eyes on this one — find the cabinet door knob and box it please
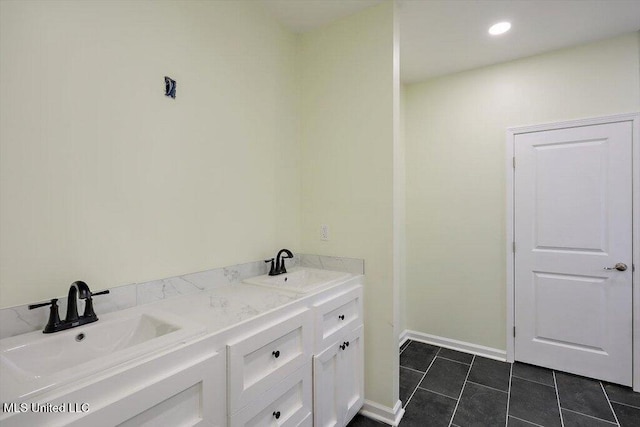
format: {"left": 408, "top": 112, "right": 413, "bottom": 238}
{"left": 273, "top": 411, "right": 281, "bottom": 419}
{"left": 338, "top": 315, "right": 345, "bottom": 320}
{"left": 339, "top": 343, "right": 346, "bottom": 350}
{"left": 345, "top": 341, "right": 350, "bottom": 347}
{"left": 272, "top": 350, "right": 280, "bottom": 358}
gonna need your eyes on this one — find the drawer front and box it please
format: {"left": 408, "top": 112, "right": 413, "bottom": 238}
{"left": 229, "top": 362, "right": 312, "bottom": 427}
{"left": 228, "top": 309, "right": 312, "bottom": 414}
{"left": 314, "top": 286, "right": 362, "bottom": 351}
{"left": 66, "top": 348, "right": 224, "bottom": 427}
{"left": 3, "top": 341, "right": 225, "bottom": 427}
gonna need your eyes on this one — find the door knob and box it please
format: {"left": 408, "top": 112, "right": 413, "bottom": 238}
{"left": 603, "top": 263, "right": 627, "bottom": 271}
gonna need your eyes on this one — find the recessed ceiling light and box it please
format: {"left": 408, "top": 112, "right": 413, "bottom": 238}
{"left": 489, "top": 22, "right": 511, "bottom": 36}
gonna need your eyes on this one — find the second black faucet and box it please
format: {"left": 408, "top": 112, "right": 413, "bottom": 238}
{"left": 265, "top": 249, "right": 294, "bottom": 276}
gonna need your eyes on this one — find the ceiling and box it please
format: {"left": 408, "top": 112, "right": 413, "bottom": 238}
{"left": 260, "top": 0, "right": 640, "bottom": 83}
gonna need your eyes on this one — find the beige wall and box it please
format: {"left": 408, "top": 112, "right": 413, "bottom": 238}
{"left": 404, "top": 32, "right": 640, "bottom": 350}
{"left": 1, "top": 0, "right": 401, "bottom": 410}
{"left": 0, "top": 0, "right": 301, "bottom": 308}
{"left": 299, "top": 2, "right": 398, "bottom": 408}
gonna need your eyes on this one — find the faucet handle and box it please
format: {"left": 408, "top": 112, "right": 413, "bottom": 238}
{"left": 265, "top": 258, "right": 276, "bottom": 276}
{"left": 83, "top": 289, "right": 110, "bottom": 319}
{"left": 28, "top": 299, "right": 57, "bottom": 310}
{"left": 91, "top": 290, "right": 110, "bottom": 297}
{"left": 29, "top": 299, "right": 61, "bottom": 334}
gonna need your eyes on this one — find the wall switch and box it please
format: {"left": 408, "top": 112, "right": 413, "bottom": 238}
{"left": 320, "top": 224, "right": 329, "bottom": 241}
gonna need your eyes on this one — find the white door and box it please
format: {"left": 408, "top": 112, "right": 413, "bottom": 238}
{"left": 514, "top": 121, "right": 633, "bottom": 386}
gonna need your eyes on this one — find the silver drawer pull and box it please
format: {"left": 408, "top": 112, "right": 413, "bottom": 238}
{"left": 272, "top": 350, "right": 280, "bottom": 359}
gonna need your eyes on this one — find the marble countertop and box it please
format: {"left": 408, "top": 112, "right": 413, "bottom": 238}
{"left": 150, "top": 283, "right": 302, "bottom": 334}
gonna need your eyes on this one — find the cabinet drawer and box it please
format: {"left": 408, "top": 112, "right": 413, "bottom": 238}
{"left": 229, "top": 362, "right": 312, "bottom": 427}
{"left": 2, "top": 339, "right": 225, "bottom": 427}
{"left": 314, "top": 286, "right": 362, "bottom": 351}
{"left": 228, "top": 309, "right": 312, "bottom": 414}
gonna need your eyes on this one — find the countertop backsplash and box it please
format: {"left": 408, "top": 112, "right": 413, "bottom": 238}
{"left": 0, "top": 254, "right": 363, "bottom": 339}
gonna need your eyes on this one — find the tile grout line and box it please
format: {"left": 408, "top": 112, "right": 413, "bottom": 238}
{"left": 447, "top": 354, "right": 475, "bottom": 427}
{"left": 399, "top": 341, "right": 410, "bottom": 355}
{"left": 505, "top": 362, "right": 513, "bottom": 427}
{"left": 511, "top": 374, "right": 556, "bottom": 388}
{"left": 561, "top": 407, "right": 618, "bottom": 426}
{"left": 600, "top": 381, "right": 621, "bottom": 427}
{"left": 401, "top": 365, "right": 426, "bottom": 375}
{"left": 508, "top": 414, "right": 546, "bottom": 427}
{"left": 415, "top": 386, "right": 459, "bottom": 401}
{"left": 403, "top": 347, "right": 441, "bottom": 409}
{"left": 465, "top": 380, "right": 509, "bottom": 394}
{"left": 607, "top": 400, "right": 640, "bottom": 410}
{"left": 436, "top": 355, "right": 472, "bottom": 366}
{"left": 552, "top": 371, "right": 565, "bottom": 427}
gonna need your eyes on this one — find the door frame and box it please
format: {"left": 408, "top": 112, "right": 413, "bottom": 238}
{"left": 505, "top": 112, "right": 640, "bottom": 391}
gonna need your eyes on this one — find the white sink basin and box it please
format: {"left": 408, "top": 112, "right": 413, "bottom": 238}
{"left": 0, "top": 309, "right": 205, "bottom": 400}
{"left": 243, "top": 267, "right": 351, "bottom": 293}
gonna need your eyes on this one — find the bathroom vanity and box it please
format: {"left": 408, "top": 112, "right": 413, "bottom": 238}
{"left": 0, "top": 267, "right": 364, "bottom": 427}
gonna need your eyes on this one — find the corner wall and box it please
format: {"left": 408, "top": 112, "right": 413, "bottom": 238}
{"left": 404, "top": 32, "right": 640, "bottom": 350}
{"left": 0, "top": 0, "right": 301, "bottom": 308}
{"left": 299, "top": 1, "right": 399, "bottom": 409}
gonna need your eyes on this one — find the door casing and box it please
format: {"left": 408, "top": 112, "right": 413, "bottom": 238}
{"left": 505, "top": 112, "right": 640, "bottom": 391}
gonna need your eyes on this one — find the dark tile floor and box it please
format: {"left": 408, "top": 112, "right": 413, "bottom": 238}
{"left": 348, "top": 340, "right": 640, "bottom": 427}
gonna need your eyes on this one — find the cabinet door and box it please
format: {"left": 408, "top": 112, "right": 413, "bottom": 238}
{"left": 339, "top": 325, "right": 364, "bottom": 425}
{"left": 313, "top": 344, "right": 343, "bottom": 427}
{"left": 313, "top": 325, "right": 364, "bottom": 427}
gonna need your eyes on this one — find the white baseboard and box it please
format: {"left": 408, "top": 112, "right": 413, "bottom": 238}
{"left": 399, "top": 332, "right": 410, "bottom": 348}
{"left": 400, "top": 329, "right": 507, "bottom": 361}
{"left": 359, "top": 399, "right": 404, "bottom": 426}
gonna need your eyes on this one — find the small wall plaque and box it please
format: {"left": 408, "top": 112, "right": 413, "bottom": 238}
{"left": 164, "top": 76, "right": 176, "bottom": 99}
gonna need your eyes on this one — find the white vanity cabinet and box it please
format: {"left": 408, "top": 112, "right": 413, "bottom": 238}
{"left": 1, "top": 335, "right": 226, "bottom": 427}
{"left": 313, "top": 286, "right": 364, "bottom": 427}
{"left": 1, "top": 272, "right": 364, "bottom": 427}
{"left": 225, "top": 281, "right": 364, "bottom": 427}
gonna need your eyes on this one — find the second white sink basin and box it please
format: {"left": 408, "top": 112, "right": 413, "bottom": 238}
{"left": 243, "top": 267, "right": 351, "bottom": 293}
{"left": 0, "top": 309, "right": 205, "bottom": 400}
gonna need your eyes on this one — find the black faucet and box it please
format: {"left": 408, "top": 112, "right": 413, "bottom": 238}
{"left": 66, "top": 280, "right": 90, "bottom": 323}
{"left": 28, "top": 281, "right": 110, "bottom": 333}
{"left": 275, "top": 249, "right": 293, "bottom": 275}
{"left": 265, "top": 249, "right": 294, "bottom": 276}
